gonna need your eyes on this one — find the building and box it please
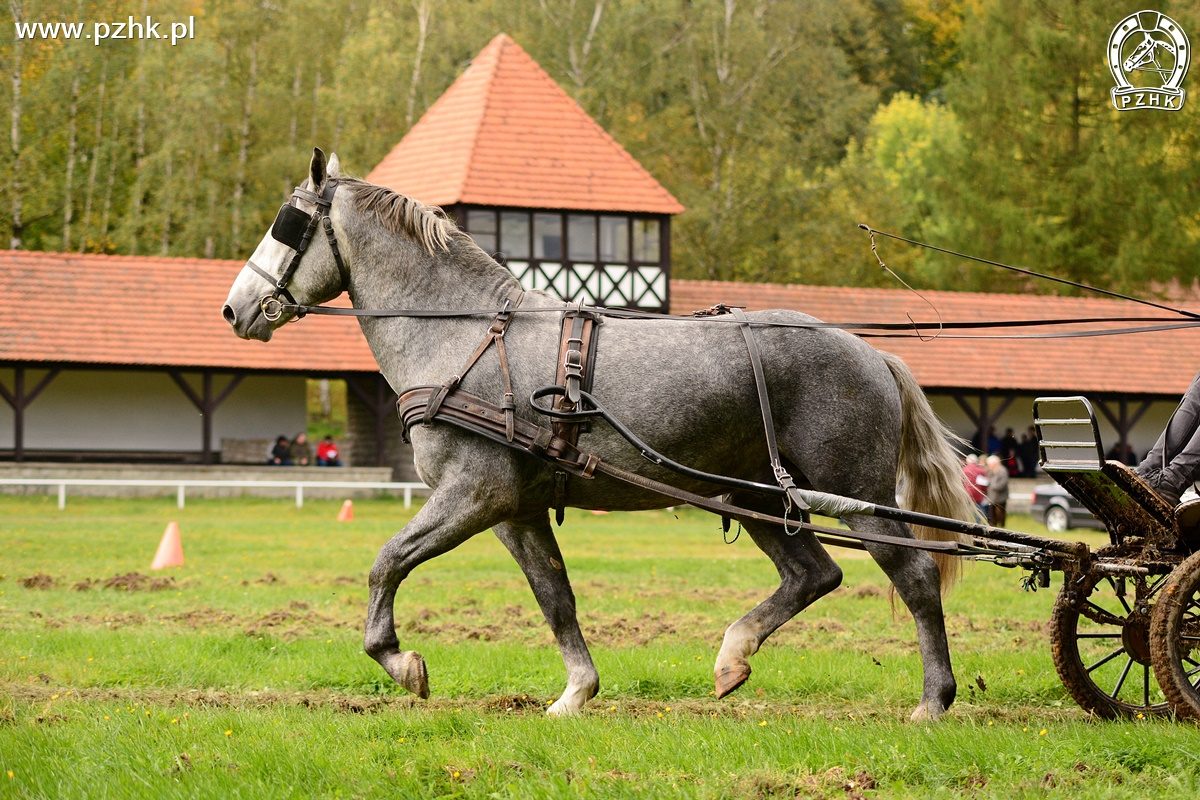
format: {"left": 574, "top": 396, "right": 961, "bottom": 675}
{"left": 367, "top": 34, "right": 683, "bottom": 312}
{"left": 0, "top": 250, "right": 392, "bottom": 469}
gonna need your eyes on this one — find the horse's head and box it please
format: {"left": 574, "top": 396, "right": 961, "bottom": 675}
{"left": 223, "top": 148, "right": 348, "bottom": 341}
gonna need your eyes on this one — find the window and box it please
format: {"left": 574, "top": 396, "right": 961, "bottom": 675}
{"left": 599, "top": 216, "right": 628, "bottom": 261}
{"left": 534, "top": 214, "right": 562, "bottom": 259}
{"left": 467, "top": 210, "right": 496, "bottom": 253}
{"left": 633, "top": 218, "right": 660, "bottom": 262}
{"left": 500, "top": 212, "right": 531, "bottom": 259}
{"left": 567, "top": 215, "right": 597, "bottom": 261}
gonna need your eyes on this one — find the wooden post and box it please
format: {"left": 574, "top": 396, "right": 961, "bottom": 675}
{"left": 0, "top": 367, "right": 60, "bottom": 462}
{"left": 168, "top": 371, "right": 244, "bottom": 464}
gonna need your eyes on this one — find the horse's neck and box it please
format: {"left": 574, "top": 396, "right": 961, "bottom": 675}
{"left": 345, "top": 233, "right": 522, "bottom": 390}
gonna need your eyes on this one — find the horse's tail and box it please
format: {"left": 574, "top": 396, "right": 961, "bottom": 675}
{"left": 880, "top": 351, "right": 975, "bottom": 593}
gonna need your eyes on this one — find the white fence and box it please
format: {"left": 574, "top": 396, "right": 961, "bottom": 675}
{"left": 0, "top": 478, "right": 427, "bottom": 510}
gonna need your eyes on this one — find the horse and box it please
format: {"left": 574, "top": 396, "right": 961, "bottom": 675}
{"left": 223, "top": 149, "right": 975, "bottom": 721}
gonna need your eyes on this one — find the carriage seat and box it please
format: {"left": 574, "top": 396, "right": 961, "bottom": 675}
{"left": 1033, "top": 396, "right": 1191, "bottom": 548}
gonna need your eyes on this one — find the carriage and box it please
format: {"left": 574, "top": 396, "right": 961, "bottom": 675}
{"left": 1003, "top": 396, "right": 1200, "bottom": 719}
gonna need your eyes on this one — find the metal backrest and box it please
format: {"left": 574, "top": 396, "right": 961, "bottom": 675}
{"left": 1033, "top": 396, "right": 1104, "bottom": 471}
{"left": 1035, "top": 396, "right": 1179, "bottom": 548}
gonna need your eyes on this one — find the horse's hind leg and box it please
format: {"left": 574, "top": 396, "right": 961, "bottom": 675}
{"left": 852, "top": 516, "right": 956, "bottom": 721}
{"left": 363, "top": 485, "right": 511, "bottom": 698}
{"left": 714, "top": 513, "right": 844, "bottom": 698}
{"left": 493, "top": 514, "right": 599, "bottom": 715}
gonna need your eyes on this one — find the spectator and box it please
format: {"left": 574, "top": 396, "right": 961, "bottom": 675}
{"left": 1001, "top": 427, "right": 1020, "bottom": 474}
{"left": 1106, "top": 441, "right": 1138, "bottom": 467}
{"left": 986, "top": 454, "right": 1009, "bottom": 527}
{"left": 1019, "top": 427, "right": 1040, "bottom": 478}
{"left": 289, "top": 432, "right": 312, "bottom": 466}
{"left": 317, "top": 435, "right": 342, "bottom": 467}
{"left": 962, "top": 454, "right": 989, "bottom": 520}
{"left": 986, "top": 425, "right": 1001, "bottom": 456}
{"left": 268, "top": 435, "right": 291, "bottom": 466}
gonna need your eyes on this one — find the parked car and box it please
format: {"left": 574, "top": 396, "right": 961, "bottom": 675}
{"left": 1029, "top": 483, "right": 1103, "bottom": 533}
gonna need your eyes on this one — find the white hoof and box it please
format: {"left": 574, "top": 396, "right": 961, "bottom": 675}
{"left": 909, "top": 702, "right": 945, "bottom": 723}
{"left": 545, "top": 681, "right": 597, "bottom": 716}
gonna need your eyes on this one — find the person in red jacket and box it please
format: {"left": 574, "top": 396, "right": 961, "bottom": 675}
{"left": 962, "top": 453, "right": 989, "bottom": 519}
{"left": 316, "top": 435, "right": 342, "bottom": 467}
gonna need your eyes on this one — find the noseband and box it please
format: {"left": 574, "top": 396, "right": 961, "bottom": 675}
{"left": 247, "top": 179, "right": 347, "bottom": 322}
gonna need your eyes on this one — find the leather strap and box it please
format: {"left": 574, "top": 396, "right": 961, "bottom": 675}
{"left": 731, "top": 308, "right": 810, "bottom": 524}
{"left": 550, "top": 309, "right": 601, "bottom": 523}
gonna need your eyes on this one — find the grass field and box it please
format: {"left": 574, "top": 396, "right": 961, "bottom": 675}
{"left": 2, "top": 495, "right": 1200, "bottom": 798}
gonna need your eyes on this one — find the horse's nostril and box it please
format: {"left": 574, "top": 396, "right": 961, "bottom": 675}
{"left": 222, "top": 305, "right": 237, "bottom": 325}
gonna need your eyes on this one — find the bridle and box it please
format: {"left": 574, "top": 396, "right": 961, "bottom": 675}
{"left": 247, "top": 179, "right": 347, "bottom": 322}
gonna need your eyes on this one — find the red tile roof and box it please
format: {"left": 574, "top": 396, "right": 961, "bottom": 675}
{"left": 671, "top": 279, "right": 1198, "bottom": 397}
{"left": 0, "top": 250, "right": 378, "bottom": 372}
{"left": 3, "top": 250, "right": 1191, "bottom": 397}
{"left": 366, "top": 33, "right": 684, "bottom": 215}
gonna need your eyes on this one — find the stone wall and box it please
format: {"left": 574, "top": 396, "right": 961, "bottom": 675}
{"left": 345, "top": 388, "right": 420, "bottom": 482}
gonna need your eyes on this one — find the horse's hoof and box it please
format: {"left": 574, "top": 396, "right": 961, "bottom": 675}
{"left": 909, "top": 702, "right": 944, "bottom": 723}
{"left": 396, "top": 651, "right": 430, "bottom": 699}
{"left": 714, "top": 663, "right": 751, "bottom": 699}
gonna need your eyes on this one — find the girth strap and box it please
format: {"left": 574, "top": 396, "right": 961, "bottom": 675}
{"left": 551, "top": 308, "right": 602, "bottom": 524}
{"left": 731, "top": 308, "right": 810, "bottom": 526}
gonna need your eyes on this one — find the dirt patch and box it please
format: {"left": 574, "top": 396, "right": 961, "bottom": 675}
{"left": 242, "top": 572, "right": 282, "bottom": 587}
{"left": 20, "top": 574, "right": 57, "bottom": 590}
{"left": 243, "top": 607, "right": 352, "bottom": 639}
{"left": 849, "top": 584, "right": 884, "bottom": 599}
{"left": 482, "top": 694, "right": 546, "bottom": 713}
{"left": 103, "top": 572, "right": 177, "bottom": 592}
{"left": 163, "top": 608, "right": 236, "bottom": 628}
{"left": 587, "top": 612, "right": 681, "bottom": 648}
{"left": 69, "top": 612, "right": 148, "bottom": 629}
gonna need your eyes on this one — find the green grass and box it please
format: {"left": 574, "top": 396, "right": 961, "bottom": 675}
{"left": 1, "top": 496, "right": 1198, "bottom": 798}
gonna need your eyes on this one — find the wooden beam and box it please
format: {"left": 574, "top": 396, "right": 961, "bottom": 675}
{"left": 951, "top": 393, "right": 982, "bottom": 429}
{"left": 0, "top": 375, "right": 14, "bottom": 408}
{"left": 167, "top": 370, "right": 203, "bottom": 411}
{"left": 374, "top": 375, "right": 390, "bottom": 468}
{"left": 25, "top": 368, "right": 60, "bottom": 405}
{"left": 1127, "top": 399, "right": 1153, "bottom": 430}
{"left": 13, "top": 368, "right": 23, "bottom": 462}
{"left": 1095, "top": 398, "right": 1121, "bottom": 432}
{"left": 212, "top": 374, "right": 245, "bottom": 408}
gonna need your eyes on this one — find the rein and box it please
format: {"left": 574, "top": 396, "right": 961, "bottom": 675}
{"left": 274, "top": 298, "right": 1200, "bottom": 341}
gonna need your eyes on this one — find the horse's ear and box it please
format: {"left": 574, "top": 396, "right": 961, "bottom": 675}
{"left": 309, "top": 147, "right": 327, "bottom": 190}
{"left": 327, "top": 152, "right": 342, "bottom": 178}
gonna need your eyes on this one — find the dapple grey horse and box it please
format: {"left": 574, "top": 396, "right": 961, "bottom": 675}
{"left": 223, "top": 150, "right": 975, "bottom": 720}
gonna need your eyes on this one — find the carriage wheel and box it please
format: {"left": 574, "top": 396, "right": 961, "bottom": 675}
{"left": 1149, "top": 550, "right": 1200, "bottom": 719}
{"left": 1050, "top": 555, "right": 1172, "bottom": 719}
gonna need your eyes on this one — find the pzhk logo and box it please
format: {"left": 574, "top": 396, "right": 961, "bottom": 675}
{"left": 1109, "top": 10, "right": 1190, "bottom": 111}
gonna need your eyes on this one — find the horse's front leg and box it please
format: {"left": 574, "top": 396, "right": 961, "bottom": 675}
{"left": 363, "top": 482, "right": 512, "bottom": 697}
{"left": 493, "top": 514, "right": 599, "bottom": 715}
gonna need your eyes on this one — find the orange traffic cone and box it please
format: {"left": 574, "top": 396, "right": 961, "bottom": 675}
{"left": 337, "top": 499, "right": 354, "bottom": 522}
{"left": 150, "top": 521, "right": 184, "bottom": 570}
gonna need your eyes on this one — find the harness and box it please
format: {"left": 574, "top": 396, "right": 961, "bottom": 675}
{"left": 246, "top": 180, "right": 347, "bottom": 321}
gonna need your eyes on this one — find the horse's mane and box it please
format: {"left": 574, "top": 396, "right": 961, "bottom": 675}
{"left": 342, "top": 178, "right": 460, "bottom": 255}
